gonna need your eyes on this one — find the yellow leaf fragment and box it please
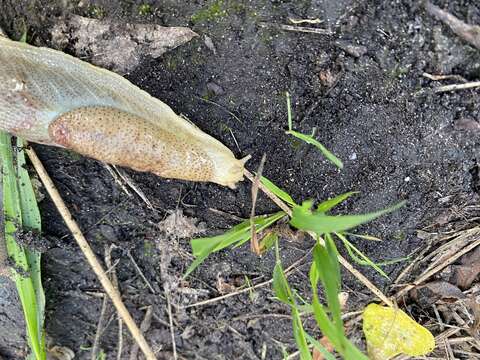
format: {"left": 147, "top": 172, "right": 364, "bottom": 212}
{"left": 362, "top": 303, "right": 435, "bottom": 360}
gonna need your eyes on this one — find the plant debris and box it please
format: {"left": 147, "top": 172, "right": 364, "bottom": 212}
{"left": 50, "top": 15, "right": 197, "bottom": 73}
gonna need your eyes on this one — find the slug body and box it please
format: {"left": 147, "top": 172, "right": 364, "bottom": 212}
{"left": 0, "top": 37, "right": 247, "bottom": 188}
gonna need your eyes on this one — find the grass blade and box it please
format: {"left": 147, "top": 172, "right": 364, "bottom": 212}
{"left": 0, "top": 133, "right": 45, "bottom": 360}
{"left": 305, "top": 333, "right": 336, "bottom": 360}
{"left": 336, "top": 233, "right": 389, "bottom": 279}
{"left": 316, "top": 192, "right": 358, "bottom": 213}
{"left": 290, "top": 201, "right": 405, "bottom": 235}
{"left": 186, "top": 211, "right": 285, "bottom": 277}
{"left": 260, "top": 176, "right": 296, "bottom": 207}
{"left": 286, "top": 130, "right": 343, "bottom": 169}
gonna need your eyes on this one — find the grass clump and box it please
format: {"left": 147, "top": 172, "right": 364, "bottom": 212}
{"left": 185, "top": 90, "right": 406, "bottom": 357}
{"left": 0, "top": 134, "right": 45, "bottom": 360}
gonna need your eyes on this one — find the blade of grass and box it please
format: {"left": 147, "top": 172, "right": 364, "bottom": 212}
{"left": 304, "top": 333, "right": 336, "bottom": 360}
{"left": 17, "top": 139, "right": 45, "bottom": 352}
{"left": 290, "top": 201, "right": 405, "bottom": 235}
{"left": 316, "top": 192, "right": 358, "bottom": 213}
{"left": 286, "top": 130, "right": 343, "bottom": 169}
{"left": 185, "top": 211, "right": 285, "bottom": 278}
{"left": 292, "top": 308, "right": 312, "bottom": 360}
{"left": 0, "top": 133, "right": 45, "bottom": 360}
{"left": 337, "top": 233, "right": 389, "bottom": 279}
{"left": 273, "top": 241, "right": 312, "bottom": 360}
{"left": 260, "top": 176, "right": 296, "bottom": 207}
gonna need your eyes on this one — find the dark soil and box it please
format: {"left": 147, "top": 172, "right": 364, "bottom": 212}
{"left": 1, "top": 0, "right": 479, "bottom": 359}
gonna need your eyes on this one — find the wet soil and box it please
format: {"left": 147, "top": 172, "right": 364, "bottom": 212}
{"left": 0, "top": 0, "right": 479, "bottom": 359}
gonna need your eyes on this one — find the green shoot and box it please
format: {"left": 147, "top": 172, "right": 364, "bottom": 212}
{"left": 260, "top": 176, "right": 297, "bottom": 207}
{"left": 290, "top": 201, "right": 405, "bottom": 235}
{"left": 316, "top": 192, "right": 358, "bottom": 213}
{"left": 285, "top": 93, "right": 343, "bottom": 169}
{"left": 273, "top": 241, "right": 312, "bottom": 360}
{"left": 0, "top": 133, "right": 45, "bottom": 360}
{"left": 185, "top": 211, "right": 285, "bottom": 278}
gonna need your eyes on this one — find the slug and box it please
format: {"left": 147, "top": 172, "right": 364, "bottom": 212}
{"left": 0, "top": 36, "right": 248, "bottom": 188}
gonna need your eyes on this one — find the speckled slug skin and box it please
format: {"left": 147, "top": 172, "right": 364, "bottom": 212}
{"left": 0, "top": 37, "right": 247, "bottom": 188}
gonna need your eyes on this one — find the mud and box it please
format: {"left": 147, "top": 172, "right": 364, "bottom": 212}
{"left": 0, "top": 0, "right": 479, "bottom": 359}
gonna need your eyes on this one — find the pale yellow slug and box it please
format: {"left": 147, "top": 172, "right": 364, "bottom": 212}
{"left": 0, "top": 36, "right": 248, "bottom": 188}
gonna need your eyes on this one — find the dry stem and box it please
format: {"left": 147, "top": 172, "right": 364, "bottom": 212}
{"left": 25, "top": 147, "right": 156, "bottom": 360}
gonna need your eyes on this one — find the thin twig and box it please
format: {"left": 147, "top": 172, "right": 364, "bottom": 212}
{"left": 165, "top": 291, "right": 178, "bottom": 360}
{"left": 434, "top": 81, "right": 480, "bottom": 93}
{"left": 259, "top": 22, "right": 333, "bottom": 35}
{"left": 250, "top": 154, "right": 266, "bottom": 254}
{"left": 104, "top": 244, "right": 124, "bottom": 360}
{"left": 129, "top": 306, "right": 154, "bottom": 360}
{"left": 91, "top": 294, "right": 109, "bottom": 360}
{"left": 395, "top": 229, "right": 480, "bottom": 299}
{"left": 113, "top": 166, "right": 154, "bottom": 210}
{"left": 104, "top": 164, "right": 132, "bottom": 197}
{"left": 424, "top": 1, "right": 480, "bottom": 50}
{"left": 182, "top": 248, "right": 312, "bottom": 308}
{"left": 243, "top": 169, "right": 394, "bottom": 307}
{"left": 126, "top": 250, "right": 157, "bottom": 294}
{"left": 25, "top": 146, "right": 156, "bottom": 360}
{"left": 422, "top": 72, "right": 467, "bottom": 83}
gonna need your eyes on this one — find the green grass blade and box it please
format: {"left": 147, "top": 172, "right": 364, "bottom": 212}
{"left": 335, "top": 232, "right": 389, "bottom": 279}
{"left": 273, "top": 240, "right": 294, "bottom": 305}
{"left": 312, "top": 240, "right": 342, "bottom": 334}
{"left": 316, "top": 192, "right": 358, "bottom": 213}
{"left": 260, "top": 176, "right": 296, "bottom": 207}
{"left": 0, "top": 133, "right": 45, "bottom": 360}
{"left": 292, "top": 308, "right": 312, "bottom": 360}
{"left": 290, "top": 201, "right": 405, "bottom": 235}
{"left": 17, "top": 139, "right": 45, "bottom": 345}
{"left": 186, "top": 212, "right": 285, "bottom": 278}
{"left": 304, "top": 333, "right": 336, "bottom": 360}
{"left": 286, "top": 130, "right": 343, "bottom": 169}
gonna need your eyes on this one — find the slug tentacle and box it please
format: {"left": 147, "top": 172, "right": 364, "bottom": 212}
{"left": 0, "top": 36, "right": 247, "bottom": 188}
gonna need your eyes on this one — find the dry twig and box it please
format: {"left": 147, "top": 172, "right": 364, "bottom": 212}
{"left": 129, "top": 306, "right": 154, "bottom": 360}
{"left": 250, "top": 154, "right": 266, "bottom": 254}
{"left": 25, "top": 147, "right": 156, "bottom": 360}
{"left": 259, "top": 22, "right": 333, "bottom": 35}
{"left": 434, "top": 81, "right": 480, "bottom": 93}
{"left": 424, "top": 1, "right": 480, "bottom": 50}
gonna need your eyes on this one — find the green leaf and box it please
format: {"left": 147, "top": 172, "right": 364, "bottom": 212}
{"left": 0, "top": 133, "right": 45, "bottom": 360}
{"left": 312, "top": 240, "right": 342, "bottom": 334}
{"left": 316, "top": 192, "right": 358, "bottom": 213}
{"left": 290, "top": 201, "right": 405, "bottom": 235}
{"left": 292, "top": 308, "right": 312, "bottom": 360}
{"left": 260, "top": 176, "right": 296, "bottom": 207}
{"left": 305, "top": 333, "right": 336, "bottom": 360}
{"left": 286, "top": 130, "right": 343, "bottom": 169}
{"left": 336, "top": 233, "right": 389, "bottom": 279}
{"left": 273, "top": 241, "right": 294, "bottom": 305}
{"left": 16, "top": 138, "right": 45, "bottom": 353}
{"left": 185, "top": 212, "right": 285, "bottom": 278}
